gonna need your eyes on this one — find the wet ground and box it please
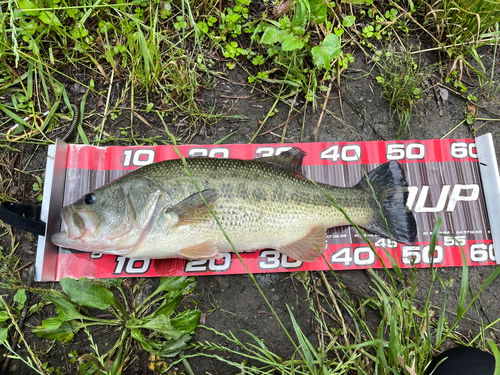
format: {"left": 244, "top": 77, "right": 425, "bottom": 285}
{"left": 0, "top": 39, "right": 500, "bottom": 374}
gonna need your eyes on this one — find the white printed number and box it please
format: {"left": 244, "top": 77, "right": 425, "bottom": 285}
{"left": 320, "top": 145, "right": 362, "bottom": 162}
{"left": 450, "top": 142, "right": 477, "bottom": 159}
{"left": 386, "top": 143, "right": 425, "bottom": 161}
{"left": 114, "top": 257, "right": 151, "bottom": 275}
{"left": 401, "top": 245, "right": 444, "bottom": 265}
{"left": 443, "top": 236, "right": 466, "bottom": 247}
{"left": 185, "top": 253, "right": 232, "bottom": 272}
{"left": 374, "top": 238, "right": 398, "bottom": 248}
{"left": 188, "top": 147, "right": 230, "bottom": 158}
{"left": 122, "top": 149, "right": 155, "bottom": 167}
{"left": 254, "top": 146, "right": 292, "bottom": 158}
{"left": 470, "top": 243, "right": 495, "bottom": 263}
{"left": 330, "top": 247, "right": 375, "bottom": 267}
{"left": 258, "top": 250, "right": 303, "bottom": 269}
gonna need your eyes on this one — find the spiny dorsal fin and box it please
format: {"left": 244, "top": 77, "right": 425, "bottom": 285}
{"left": 257, "top": 147, "right": 306, "bottom": 175}
{"left": 167, "top": 189, "right": 218, "bottom": 226}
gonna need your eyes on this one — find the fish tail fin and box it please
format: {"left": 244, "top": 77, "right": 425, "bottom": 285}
{"left": 356, "top": 161, "right": 417, "bottom": 244}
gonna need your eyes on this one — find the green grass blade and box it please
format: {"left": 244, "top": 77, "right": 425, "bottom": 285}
{"left": 286, "top": 304, "right": 317, "bottom": 375}
{"left": 435, "top": 278, "right": 447, "bottom": 345}
{"left": 488, "top": 340, "right": 500, "bottom": 375}
{"left": 388, "top": 314, "right": 399, "bottom": 367}
{"left": 457, "top": 239, "right": 469, "bottom": 320}
{"left": 77, "top": 89, "right": 90, "bottom": 144}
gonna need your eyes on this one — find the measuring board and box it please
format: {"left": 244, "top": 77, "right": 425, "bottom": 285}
{"left": 35, "top": 135, "right": 499, "bottom": 281}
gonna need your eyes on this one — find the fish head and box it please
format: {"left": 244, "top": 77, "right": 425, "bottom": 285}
{"left": 51, "top": 175, "right": 165, "bottom": 255}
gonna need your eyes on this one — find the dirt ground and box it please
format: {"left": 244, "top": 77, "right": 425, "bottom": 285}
{"left": 1, "top": 39, "right": 500, "bottom": 374}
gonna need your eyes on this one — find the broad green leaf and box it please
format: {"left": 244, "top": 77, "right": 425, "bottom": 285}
{"left": 312, "top": 46, "right": 331, "bottom": 70}
{"left": 130, "top": 328, "right": 145, "bottom": 342}
{"left": 14, "top": 289, "right": 26, "bottom": 310}
{"left": 343, "top": 15, "right": 356, "bottom": 27}
{"left": 0, "top": 327, "right": 8, "bottom": 344}
{"left": 309, "top": 0, "right": 327, "bottom": 24}
{"left": 322, "top": 33, "right": 341, "bottom": 58}
{"left": 156, "top": 277, "right": 196, "bottom": 295}
{"left": 140, "top": 334, "right": 191, "bottom": 358}
{"left": 261, "top": 26, "right": 282, "bottom": 44}
{"left": 279, "top": 15, "right": 291, "bottom": 29}
{"left": 33, "top": 320, "right": 81, "bottom": 342}
{"left": 39, "top": 11, "right": 63, "bottom": 27}
{"left": 311, "top": 34, "right": 341, "bottom": 70}
{"left": 281, "top": 33, "right": 304, "bottom": 51}
{"left": 0, "top": 311, "right": 9, "bottom": 322}
{"left": 66, "top": 7, "right": 78, "bottom": 18}
{"left": 196, "top": 21, "right": 208, "bottom": 35}
{"left": 152, "top": 294, "right": 182, "bottom": 319}
{"left": 292, "top": 1, "right": 306, "bottom": 27}
{"left": 45, "top": 295, "right": 88, "bottom": 322}
{"left": 39, "top": 316, "right": 65, "bottom": 330}
{"left": 17, "top": 0, "right": 39, "bottom": 15}
{"left": 171, "top": 310, "right": 201, "bottom": 335}
{"left": 60, "top": 278, "right": 118, "bottom": 310}
{"left": 127, "top": 314, "right": 181, "bottom": 339}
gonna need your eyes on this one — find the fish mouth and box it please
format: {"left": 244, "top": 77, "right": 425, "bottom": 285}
{"left": 51, "top": 206, "right": 99, "bottom": 248}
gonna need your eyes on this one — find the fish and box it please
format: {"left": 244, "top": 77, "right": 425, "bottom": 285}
{"left": 50, "top": 148, "right": 417, "bottom": 262}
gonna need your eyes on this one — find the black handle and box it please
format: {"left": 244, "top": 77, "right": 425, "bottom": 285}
{"left": 0, "top": 202, "right": 46, "bottom": 236}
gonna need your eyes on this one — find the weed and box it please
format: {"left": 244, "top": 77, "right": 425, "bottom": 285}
{"left": 32, "top": 176, "right": 43, "bottom": 201}
{"left": 33, "top": 277, "right": 200, "bottom": 374}
{"left": 375, "top": 47, "right": 432, "bottom": 138}
{"left": 429, "top": 0, "right": 500, "bottom": 56}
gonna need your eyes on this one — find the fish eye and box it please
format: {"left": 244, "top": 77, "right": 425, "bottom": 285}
{"left": 84, "top": 193, "right": 97, "bottom": 205}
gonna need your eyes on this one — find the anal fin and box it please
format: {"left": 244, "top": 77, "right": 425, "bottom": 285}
{"left": 278, "top": 225, "right": 326, "bottom": 262}
{"left": 177, "top": 240, "right": 221, "bottom": 260}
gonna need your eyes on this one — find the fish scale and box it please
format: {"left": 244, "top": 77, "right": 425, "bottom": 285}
{"left": 51, "top": 148, "right": 417, "bottom": 262}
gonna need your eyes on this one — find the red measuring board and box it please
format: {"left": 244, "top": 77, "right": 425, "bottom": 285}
{"left": 44, "top": 139, "right": 494, "bottom": 280}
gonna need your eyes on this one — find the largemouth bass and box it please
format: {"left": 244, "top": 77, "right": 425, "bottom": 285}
{"left": 51, "top": 148, "right": 417, "bottom": 262}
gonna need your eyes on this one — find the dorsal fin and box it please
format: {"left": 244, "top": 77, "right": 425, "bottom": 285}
{"left": 257, "top": 147, "right": 306, "bottom": 175}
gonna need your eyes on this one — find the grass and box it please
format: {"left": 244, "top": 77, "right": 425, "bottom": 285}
{"left": 1, "top": 0, "right": 499, "bottom": 143}
{"left": 374, "top": 46, "right": 433, "bottom": 139}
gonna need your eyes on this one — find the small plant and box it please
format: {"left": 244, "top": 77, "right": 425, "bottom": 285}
{"left": 375, "top": 48, "right": 432, "bottom": 138}
{"left": 110, "top": 109, "right": 122, "bottom": 121}
{"left": 32, "top": 176, "right": 43, "bottom": 202}
{"left": 445, "top": 70, "right": 468, "bottom": 93}
{"left": 33, "top": 277, "right": 200, "bottom": 374}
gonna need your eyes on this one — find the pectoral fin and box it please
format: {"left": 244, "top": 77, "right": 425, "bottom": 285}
{"left": 125, "top": 193, "right": 137, "bottom": 221}
{"left": 167, "top": 189, "right": 218, "bottom": 226}
{"left": 278, "top": 225, "right": 327, "bottom": 262}
{"left": 178, "top": 241, "right": 221, "bottom": 260}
